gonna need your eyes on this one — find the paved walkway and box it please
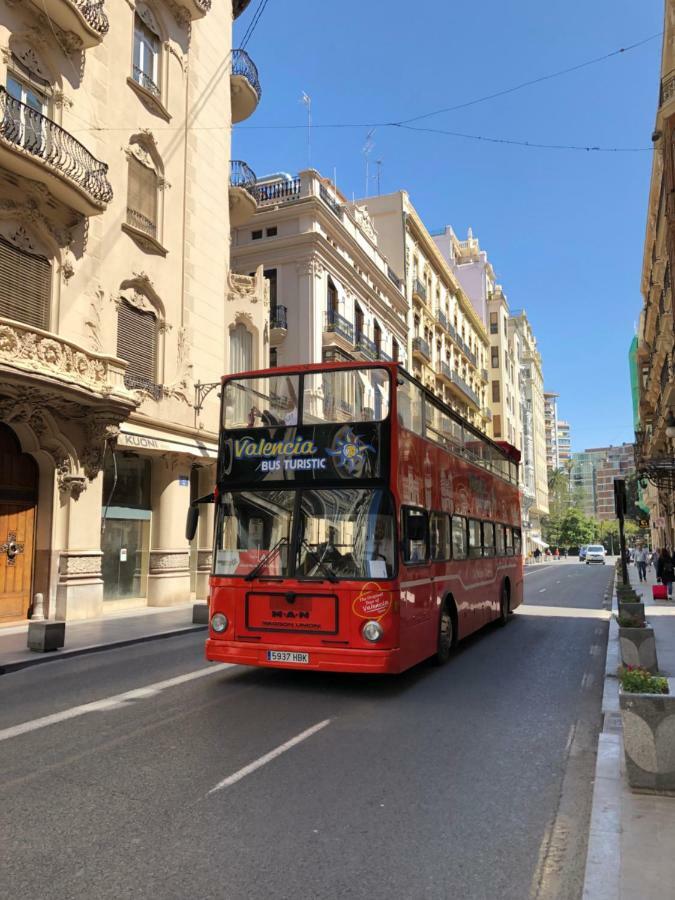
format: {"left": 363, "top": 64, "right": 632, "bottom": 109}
{"left": 0, "top": 603, "right": 204, "bottom": 673}
{"left": 584, "top": 564, "right": 675, "bottom": 899}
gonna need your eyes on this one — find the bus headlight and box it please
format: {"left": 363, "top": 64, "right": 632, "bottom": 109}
{"left": 362, "top": 620, "right": 383, "bottom": 643}
{"left": 211, "top": 613, "right": 229, "bottom": 633}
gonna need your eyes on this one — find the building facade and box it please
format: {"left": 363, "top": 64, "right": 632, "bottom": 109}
{"left": 635, "top": 3, "right": 675, "bottom": 550}
{"left": 358, "top": 194, "right": 490, "bottom": 432}
{"left": 0, "top": 0, "right": 267, "bottom": 624}
{"left": 571, "top": 445, "right": 635, "bottom": 521}
{"left": 557, "top": 420, "right": 572, "bottom": 468}
{"left": 230, "top": 169, "right": 409, "bottom": 373}
{"left": 544, "top": 392, "right": 561, "bottom": 470}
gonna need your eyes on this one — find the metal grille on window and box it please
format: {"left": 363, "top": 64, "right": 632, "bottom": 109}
{"left": 117, "top": 300, "right": 158, "bottom": 394}
{"left": 0, "top": 234, "right": 50, "bottom": 330}
{"left": 127, "top": 157, "right": 158, "bottom": 238}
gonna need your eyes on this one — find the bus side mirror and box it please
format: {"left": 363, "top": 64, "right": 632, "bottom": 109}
{"left": 186, "top": 492, "right": 215, "bottom": 541}
{"left": 186, "top": 506, "right": 199, "bottom": 541}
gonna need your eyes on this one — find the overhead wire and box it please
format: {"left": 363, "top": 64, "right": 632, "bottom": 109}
{"left": 240, "top": 0, "right": 271, "bottom": 51}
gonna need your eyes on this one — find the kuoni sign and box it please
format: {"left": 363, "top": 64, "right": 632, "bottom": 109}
{"left": 352, "top": 582, "right": 390, "bottom": 620}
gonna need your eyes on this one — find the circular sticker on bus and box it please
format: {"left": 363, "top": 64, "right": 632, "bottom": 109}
{"left": 353, "top": 582, "right": 390, "bottom": 620}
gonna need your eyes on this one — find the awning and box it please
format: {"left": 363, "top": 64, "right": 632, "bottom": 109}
{"left": 531, "top": 537, "right": 550, "bottom": 549}
{"left": 118, "top": 424, "right": 217, "bottom": 459}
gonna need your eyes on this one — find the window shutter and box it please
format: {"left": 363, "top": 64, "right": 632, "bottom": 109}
{"left": 0, "top": 235, "right": 51, "bottom": 330}
{"left": 127, "top": 157, "right": 158, "bottom": 236}
{"left": 117, "top": 300, "right": 157, "bottom": 382}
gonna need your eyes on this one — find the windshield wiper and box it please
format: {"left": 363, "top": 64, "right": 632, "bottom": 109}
{"left": 245, "top": 536, "right": 288, "bottom": 581}
{"left": 300, "top": 539, "right": 339, "bottom": 583}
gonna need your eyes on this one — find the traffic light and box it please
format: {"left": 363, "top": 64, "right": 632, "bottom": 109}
{"left": 614, "top": 479, "right": 627, "bottom": 518}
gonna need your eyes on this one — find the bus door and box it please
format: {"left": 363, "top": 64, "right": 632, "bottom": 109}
{"left": 399, "top": 507, "right": 434, "bottom": 646}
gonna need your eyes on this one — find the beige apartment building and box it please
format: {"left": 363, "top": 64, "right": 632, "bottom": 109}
{"left": 230, "top": 169, "right": 409, "bottom": 374}
{"left": 0, "top": 0, "right": 268, "bottom": 624}
{"left": 358, "top": 193, "right": 490, "bottom": 432}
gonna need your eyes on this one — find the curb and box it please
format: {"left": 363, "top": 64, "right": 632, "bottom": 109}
{"left": 582, "top": 568, "right": 622, "bottom": 899}
{"left": 0, "top": 624, "right": 207, "bottom": 676}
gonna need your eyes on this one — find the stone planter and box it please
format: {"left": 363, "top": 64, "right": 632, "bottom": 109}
{"left": 618, "top": 601, "right": 646, "bottom": 626}
{"left": 619, "top": 687, "right": 675, "bottom": 792}
{"left": 619, "top": 625, "right": 659, "bottom": 673}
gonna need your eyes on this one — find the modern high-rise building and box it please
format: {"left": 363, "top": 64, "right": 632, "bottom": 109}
{"left": 0, "top": 0, "right": 266, "bottom": 623}
{"left": 544, "top": 392, "right": 561, "bottom": 470}
{"left": 571, "top": 445, "right": 636, "bottom": 521}
{"left": 557, "top": 420, "right": 572, "bottom": 467}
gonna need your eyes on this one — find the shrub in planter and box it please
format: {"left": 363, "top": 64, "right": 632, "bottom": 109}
{"left": 618, "top": 624, "right": 658, "bottom": 673}
{"left": 618, "top": 667, "right": 675, "bottom": 792}
{"left": 617, "top": 601, "right": 646, "bottom": 626}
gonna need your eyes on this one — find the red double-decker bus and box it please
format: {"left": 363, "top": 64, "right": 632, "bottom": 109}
{"left": 187, "top": 360, "right": 522, "bottom": 674}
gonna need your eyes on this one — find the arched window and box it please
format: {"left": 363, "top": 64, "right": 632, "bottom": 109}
{"left": 133, "top": 7, "right": 161, "bottom": 97}
{"left": 230, "top": 322, "right": 253, "bottom": 375}
{"left": 117, "top": 299, "right": 159, "bottom": 392}
{"left": 0, "top": 229, "right": 51, "bottom": 330}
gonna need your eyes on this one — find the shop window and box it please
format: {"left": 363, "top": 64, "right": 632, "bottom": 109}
{"left": 0, "top": 233, "right": 51, "bottom": 330}
{"left": 101, "top": 455, "right": 152, "bottom": 601}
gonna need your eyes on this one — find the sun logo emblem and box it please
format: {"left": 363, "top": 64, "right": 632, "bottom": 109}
{"left": 326, "top": 428, "right": 375, "bottom": 474}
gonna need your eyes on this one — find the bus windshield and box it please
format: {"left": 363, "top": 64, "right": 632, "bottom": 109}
{"left": 214, "top": 488, "right": 396, "bottom": 580}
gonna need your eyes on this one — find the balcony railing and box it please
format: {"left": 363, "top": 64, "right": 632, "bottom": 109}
{"left": 126, "top": 207, "right": 156, "bottom": 238}
{"left": 255, "top": 176, "right": 301, "bottom": 204}
{"left": 436, "top": 309, "right": 448, "bottom": 330}
{"left": 74, "top": 0, "right": 109, "bottom": 34}
{"left": 319, "top": 184, "right": 343, "bottom": 219}
{"left": 325, "top": 309, "right": 354, "bottom": 343}
{"left": 450, "top": 371, "right": 479, "bottom": 406}
{"left": 132, "top": 65, "right": 160, "bottom": 97}
{"left": 271, "top": 305, "right": 287, "bottom": 330}
{"left": 447, "top": 323, "right": 457, "bottom": 341}
{"left": 413, "top": 277, "right": 427, "bottom": 302}
{"left": 0, "top": 86, "right": 112, "bottom": 206}
{"left": 481, "top": 368, "right": 489, "bottom": 382}
{"left": 377, "top": 348, "right": 392, "bottom": 362}
{"left": 356, "top": 331, "right": 377, "bottom": 359}
{"left": 231, "top": 48, "right": 262, "bottom": 100}
{"left": 387, "top": 266, "right": 403, "bottom": 291}
{"left": 412, "top": 336, "right": 431, "bottom": 361}
{"left": 440, "top": 361, "right": 452, "bottom": 381}
{"left": 123, "top": 372, "right": 163, "bottom": 401}
{"left": 230, "top": 159, "right": 257, "bottom": 197}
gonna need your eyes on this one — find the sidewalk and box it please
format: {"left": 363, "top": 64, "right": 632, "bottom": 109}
{"left": 583, "top": 564, "right": 675, "bottom": 899}
{"left": 0, "top": 603, "right": 205, "bottom": 674}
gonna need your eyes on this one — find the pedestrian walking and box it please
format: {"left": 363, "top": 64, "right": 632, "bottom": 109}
{"left": 656, "top": 548, "right": 675, "bottom": 599}
{"left": 651, "top": 548, "right": 660, "bottom": 567}
{"left": 636, "top": 544, "right": 649, "bottom": 582}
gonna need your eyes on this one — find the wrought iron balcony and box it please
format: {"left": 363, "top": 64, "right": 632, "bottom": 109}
{"left": 37, "top": 0, "right": 108, "bottom": 49}
{"left": 325, "top": 309, "right": 354, "bottom": 343}
{"left": 481, "top": 368, "right": 489, "bottom": 382}
{"left": 132, "top": 65, "right": 160, "bottom": 98}
{"left": 356, "top": 331, "right": 377, "bottom": 360}
{"left": 449, "top": 371, "right": 479, "bottom": 407}
{"left": 437, "top": 309, "right": 448, "bottom": 330}
{"left": 447, "top": 322, "right": 457, "bottom": 341}
{"left": 387, "top": 266, "right": 403, "bottom": 291}
{"left": 319, "top": 184, "right": 343, "bottom": 219}
{"left": 412, "top": 336, "right": 431, "bottom": 362}
{"left": 126, "top": 207, "right": 156, "bottom": 238}
{"left": 377, "top": 348, "right": 392, "bottom": 362}
{"left": 413, "top": 277, "right": 427, "bottom": 302}
{"left": 439, "top": 361, "right": 453, "bottom": 382}
{"left": 256, "top": 176, "right": 301, "bottom": 205}
{"left": 229, "top": 159, "right": 257, "bottom": 225}
{"left": 0, "top": 86, "right": 112, "bottom": 215}
{"left": 124, "top": 372, "right": 163, "bottom": 401}
{"left": 231, "top": 49, "right": 261, "bottom": 123}
{"left": 271, "top": 305, "right": 287, "bottom": 331}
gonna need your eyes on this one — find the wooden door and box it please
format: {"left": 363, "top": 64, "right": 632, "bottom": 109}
{"left": 0, "top": 424, "right": 37, "bottom": 623}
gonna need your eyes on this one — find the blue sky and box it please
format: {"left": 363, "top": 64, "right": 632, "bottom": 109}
{"left": 234, "top": 0, "right": 662, "bottom": 452}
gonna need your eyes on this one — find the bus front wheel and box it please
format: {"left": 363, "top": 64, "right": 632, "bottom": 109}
{"left": 433, "top": 602, "right": 455, "bottom": 665}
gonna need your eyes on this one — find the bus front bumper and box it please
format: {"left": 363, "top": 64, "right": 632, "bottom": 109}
{"left": 205, "top": 639, "right": 402, "bottom": 674}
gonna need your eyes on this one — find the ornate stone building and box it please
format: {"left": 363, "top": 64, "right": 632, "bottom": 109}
{"left": 0, "top": 0, "right": 267, "bottom": 622}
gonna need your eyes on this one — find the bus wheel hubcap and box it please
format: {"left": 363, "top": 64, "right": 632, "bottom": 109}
{"left": 441, "top": 611, "right": 452, "bottom": 652}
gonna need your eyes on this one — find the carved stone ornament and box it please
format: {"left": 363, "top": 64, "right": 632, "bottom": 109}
{"left": 82, "top": 420, "right": 120, "bottom": 480}
{"left": 227, "top": 272, "right": 259, "bottom": 304}
{"left": 162, "top": 326, "right": 193, "bottom": 404}
{"left": 59, "top": 552, "right": 103, "bottom": 576}
{"left": 149, "top": 550, "right": 190, "bottom": 573}
{"left": 60, "top": 473, "right": 87, "bottom": 500}
{"left": 296, "top": 259, "right": 324, "bottom": 278}
{"left": 164, "top": 0, "right": 192, "bottom": 29}
{"left": 85, "top": 288, "right": 105, "bottom": 352}
{"left": 136, "top": 2, "right": 161, "bottom": 36}
{"left": 352, "top": 204, "right": 378, "bottom": 243}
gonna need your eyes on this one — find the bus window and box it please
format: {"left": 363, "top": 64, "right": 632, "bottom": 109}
{"left": 451, "top": 515, "right": 467, "bottom": 560}
{"left": 505, "top": 527, "right": 514, "bottom": 556}
{"left": 398, "top": 377, "right": 423, "bottom": 434}
{"left": 443, "top": 414, "right": 464, "bottom": 453}
{"left": 304, "top": 369, "right": 390, "bottom": 424}
{"left": 468, "top": 519, "right": 482, "bottom": 558}
{"left": 402, "top": 507, "right": 429, "bottom": 564}
{"left": 483, "top": 522, "right": 495, "bottom": 557}
{"left": 430, "top": 512, "right": 451, "bottom": 561}
{"left": 224, "top": 374, "right": 299, "bottom": 429}
{"left": 513, "top": 528, "right": 522, "bottom": 556}
{"left": 496, "top": 524, "right": 505, "bottom": 556}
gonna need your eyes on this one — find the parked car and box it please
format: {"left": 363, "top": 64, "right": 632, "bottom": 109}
{"left": 579, "top": 545, "right": 588, "bottom": 561}
{"left": 585, "top": 544, "right": 606, "bottom": 565}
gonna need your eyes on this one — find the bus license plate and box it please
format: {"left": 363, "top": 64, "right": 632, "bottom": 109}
{"left": 267, "top": 651, "right": 309, "bottom": 665}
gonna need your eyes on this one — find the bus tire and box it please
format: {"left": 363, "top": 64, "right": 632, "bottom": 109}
{"left": 498, "top": 581, "right": 510, "bottom": 627}
{"left": 433, "top": 599, "right": 455, "bottom": 665}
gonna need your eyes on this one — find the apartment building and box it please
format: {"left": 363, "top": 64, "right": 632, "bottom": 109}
{"left": 571, "top": 445, "right": 635, "bottom": 521}
{"left": 230, "top": 169, "right": 409, "bottom": 377}
{"left": 544, "top": 392, "right": 561, "bottom": 470}
{"left": 635, "top": 5, "right": 675, "bottom": 549}
{"left": 357, "top": 194, "right": 490, "bottom": 432}
{"left": 557, "top": 420, "right": 572, "bottom": 467}
{"left": 0, "top": 0, "right": 267, "bottom": 623}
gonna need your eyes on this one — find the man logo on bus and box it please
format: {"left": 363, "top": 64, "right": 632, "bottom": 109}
{"left": 326, "top": 428, "right": 374, "bottom": 474}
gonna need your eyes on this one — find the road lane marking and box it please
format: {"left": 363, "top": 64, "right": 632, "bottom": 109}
{"left": 516, "top": 605, "right": 611, "bottom": 619}
{"left": 0, "top": 664, "right": 232, "bottom": 744}
{"left": 539, "top": 588, "right": 547, "bottom": 593}
{"left": 208, "top": 719, "right": 331, "bottom": 795}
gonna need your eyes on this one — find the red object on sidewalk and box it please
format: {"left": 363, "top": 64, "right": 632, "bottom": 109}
{"left": 653, "top": 584, "right": 668, "bottom": 600}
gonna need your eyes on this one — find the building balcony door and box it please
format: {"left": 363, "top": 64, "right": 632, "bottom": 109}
{"left": 0, "top": 424, "right": 37, "bottom": 623}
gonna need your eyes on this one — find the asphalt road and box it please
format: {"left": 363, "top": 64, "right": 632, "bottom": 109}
{"left": 0, "top": 562, "right": 612, "bottom": 900}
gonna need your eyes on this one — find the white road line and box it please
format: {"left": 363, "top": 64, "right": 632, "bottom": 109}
{"left": 208, "top": 719, "right": 331, "bottom": 795}
{"left": 539, "top": 588, "right": 547, "bottom": 593}
{"left": 0, "top": 664, "right": 232, "bottom": 744}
